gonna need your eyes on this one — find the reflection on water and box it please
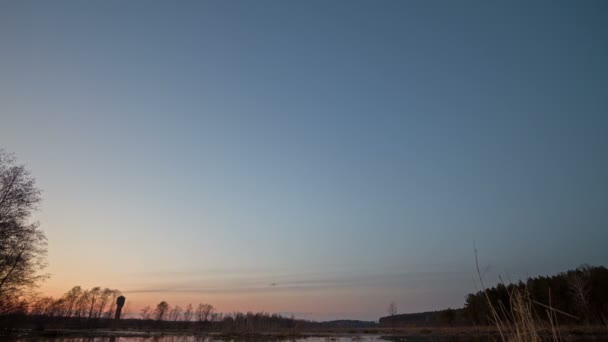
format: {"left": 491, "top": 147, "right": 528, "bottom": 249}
{"left": 0, "top": 335, "right": 487, "bottom": 342}
{"left": 0, "top": 337, "right": 382, "bottom": 342}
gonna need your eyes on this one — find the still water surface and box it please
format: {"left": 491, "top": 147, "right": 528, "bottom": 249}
{"left": 1, "top": 335, "right": 483, "bottom": 342}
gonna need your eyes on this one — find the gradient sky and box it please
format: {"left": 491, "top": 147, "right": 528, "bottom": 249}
{"left": 1, "top": 1, "right": 607, "bottom": 321}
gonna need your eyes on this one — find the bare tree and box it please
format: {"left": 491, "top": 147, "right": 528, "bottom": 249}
{"left": 62, "top": 286, "right": 82, "bottom": 317}
{"left": 95, "top": 288, "right": 112, "bottom": 318}
{"left": 196, "top": 303, "right": 215, "bottom": 322}
{"left": 87, "top": 287, "right": 100, "bottom": 319}
{"left": 169, "top": 305, "right": 182, "bottom": 322}
{"left": 74, "top": 289, "right": 90, "bottom": 318}
{"left": 388, "top": 301, "right": 397, "bottom": 316}
{"left": 140, "top": 305, "right": 152, "bottom": 320}
{"left": 155, "top": 301, "right": 170, "bottom": 321}
{"left": 30, "top": 296, "right": 55, "bottom": 316}
{"left": 0, "top": 150, "right": 41, "bottom": 222}
{"left": 103, "top": 288, "right": 121, "bottom": 318}
{"left": 121, "top": 302, "right": 131, "bottom": 319}
{"left": 0, "top": 150, "right": 47, "bottom": 313}
{"left": 183, "top": 303, "right": 193, "bottom": 322}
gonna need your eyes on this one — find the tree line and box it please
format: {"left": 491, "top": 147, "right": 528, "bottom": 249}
{"left": 136, "top": 301, "right": 302, "bottom": 332}
{"left": 464, "top": 265, "right": 608, "bottom": 326}
{"left": 381, "top": 265, "right": 608, "bottom": 327}
{"left": 5, "top": 289, "right": 307, "bottom": 333}
{"left": 27, "top": 286, "right": 123, "bottom": 320}
{"left": 139, "top": 301, "right": 216, "bottom": 322}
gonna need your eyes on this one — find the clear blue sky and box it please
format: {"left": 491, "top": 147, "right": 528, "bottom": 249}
{"left": 1, "top": 1, "right": 607, "bottom": 320}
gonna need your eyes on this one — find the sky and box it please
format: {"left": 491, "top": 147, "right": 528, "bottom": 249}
{"left": 1, "top": 0, "right": 607, "bottom": 321}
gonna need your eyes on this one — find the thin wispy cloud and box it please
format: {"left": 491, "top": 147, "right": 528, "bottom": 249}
{"left": 123, "top": 269, "right": 470, "bottom": 295}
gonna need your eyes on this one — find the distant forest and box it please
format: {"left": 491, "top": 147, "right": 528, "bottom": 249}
{"left": 380, "top": 265, "right": 608, "bottom": 327}
{"left": 1, "top": 265, "right": 606, "bottom": 333}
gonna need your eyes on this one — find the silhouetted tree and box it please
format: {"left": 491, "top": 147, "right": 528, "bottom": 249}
{"left": 87, "top": 287, "right": 101, "bottom": 319}
{"left": 169, "top": 304, "right": 182, "bottom": 322}
{"left": 121, "top": 302, "right": 131, "bottom": 319}
{"left": 63, "top": 286, "right": 82, "bottom": 317}
{"left": 140, "top": 305, "right": 152, "bottom": 320}
{"left": 0, "top": 150, "right": 47, "bottom": 313}
{"left": 183, "top": 303, "right": 193, "bottom": 322}
{"left": 102, "top": 288, "right": 121, "bottom": 318}
{"left": 463, "top": 265, "right": 608, "bottom": 325}
{"left": 155, "top": 301, "right": 169, "bottom": 321}
{"left": 197, "top": 303, "right": 214, "bottom": 322}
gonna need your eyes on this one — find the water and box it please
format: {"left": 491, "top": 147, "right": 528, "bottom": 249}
{"left": 1, "top": 337, "right": 387, "bottom": 342}
{"left": 0, "top": 336, "right": 482, "bottom": 342}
